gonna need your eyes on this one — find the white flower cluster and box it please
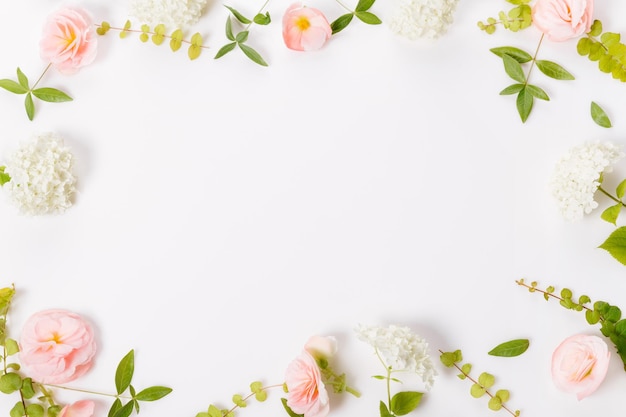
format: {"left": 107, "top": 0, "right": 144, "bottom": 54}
{"left": 388, "top": 0, "right": 459, "bottom": 40}
{"left": 551, "top": 141, "right": 624, "bottom": 222}
{"left": 128, "top": 0, "right": 209, "bottom": 28}
{"left": 3, "top": 133, "right": 77, "bottom": 216}
{"left": 355, "top": 324, "right": 437, "bottom": 390}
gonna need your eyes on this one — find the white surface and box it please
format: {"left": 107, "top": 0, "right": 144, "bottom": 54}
{"left": 1, "top": 1, "right": 626, "bottom": 416}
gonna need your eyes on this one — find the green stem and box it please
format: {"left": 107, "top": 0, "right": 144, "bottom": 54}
{"left": 32, "top": 63, "right": 52, "bottom": 90}
{"left": 598, "top": 186, "right": 626, "bottom": 207}
{"left": 386, "top": 367, "right": 392, "bottom": 411}
{"left": 245, "top": 0, "right": 270, "bottom": 31}
{"left": 335, "top": 0, "right": 353, "bottom": 12}
{"left": 41, "top": 384, "right": 131, "bottom": 400}
{"left": 525, "top": 33, "right": 545, "bottom": 86}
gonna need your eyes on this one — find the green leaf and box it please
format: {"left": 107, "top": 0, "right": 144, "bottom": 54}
{"left": 488, "top": 396, "right": 503, "bottom": 411}
{"left": 238, "top": 43, "right": 268, "bottom": 66}
{"left": 115, "top": 350, "right": 135, "bottom": 395}
{"left": 535, "top": 60, "right": 575, "bottom": 80}
{"left": 224, "top": 5, "right": 252, "bottom": 24}
{"left": 606, "top": 305, "right": 622, "bottom": 322}
{"left": 21, "top": 378, "right": 35, "bottom": 399}
{"left": 378, "top": 401, "right": 393, "bottom": 417}
{"left": 599, "top": 226, "right": 626, "bottom": 265}
{"left": 214, "top": 42, "right": 237, "bottom": 59}
{"left": 152, "top": 24, "right": 166, "bottom": 45}
{"left": 0, "top": 168, "right": 12, "bottom": 186}
{"left": 617, "top": 179, "right": 626, "bottom": 200}
{"left": 516, "top": 87, "right": 533, "bottom": 122}
{"left": 135, "top": 386, "right": 172, "bottom": 401}
{"left": 108, "top": 398, "right": 122, "bottom": 417}
{"left": 488, "top": 339, "right": 530, "bottom": 357}
{"left": 0, "top": 79, "right": 28, "bottom": 94}
{"left": 120, "top": 20, "right": 131, "bottom": 39}
{"left": 502, "top": 54, "right": 526, "bottom": 83}
{"left": 235, "top": 30, "right": 249, "bottom": 43}
{"left": 591, "top": 101, "right": 612, "bottom": 128}
{"left": 10, "top": 402, "right": 24, "bottom": 417}
{"left": 24, "top": 92, "right": 34, "bottom": 120}
{"left": 47, "top": 405, "right": 62, "bottom": 417}
{"left": 500, "top": 83, "right": 525, "bottom": 95}
{"left": 355, "top": 11, "right": 382, "bottom": 25}
{"left": 281, "top": 398, "right": 304, "bottom": 417}
{"left": 440, "top": 350, "right": 461, "bottom": 367}
{"left": 5, "top": 338, "right": 19, "bottom": 355}
{"left": 470, "top": 383, "right": 485, "bottom": 398}
{"left": 526, "top": 84, "right": 549, "bottom": 101}
{"left": 32, "top": 88, "right": 72, "bottom": 102}
{"left": 97, "top": 21, "right": 111, "bottom": 35}
{"left": 0, "top": 373, "right": 22, "bottom": 394}
{"left": 601, "top": 203, "right": 622, "bottom": 225}
{"left": 490, "top": 47, "right": 532, "bottom": 63}
{"left": 170, "top": 29, "right": 183, "bottom": 52}
{"left": 495, "top": 389, "right": 510, "bottom": 402}
{"left": 112, "top": 401, "right": 134, "bottom": 417}
{"left": 478, "top": 372, "right": 495, "bottom": 388}
{"left": 26, "top": 404, "right": 44, "bottom": 417}
{"left": 355, "top": 0, "right": 376, "bottom": 12}
{"left": 586, "top": 309, "right": 601, "bottom": 324}
{"left": 330, "top": 13, "right": 354, "bottom": 34}
{"left": 390, "top": 391, "right": 423, "bottom": 416}
{"left": 589, "top": 19, "right": 602, "bottom": 37}
{"left": 188, "top": 33, "right": 203, "bottom": 60}
{"left": 253, "top": 12, "right": 271, "bottom": 25}
{"left": 16, "top": 68, "right": 28, "bottom": 89}
{"left": 225, "top": 17, "right": 235, "bottom": 41}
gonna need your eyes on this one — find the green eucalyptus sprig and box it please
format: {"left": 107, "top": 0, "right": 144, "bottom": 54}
{"left": 0, "top": 285, "right": 171, "bottom": 417}
{"left": 477, "top": 0, "right": 531, "bottom": 34}
{"left": 0, "top": 66, "right": 72, "bottom": 121}
{"left": 196, "top": 381, "right": 279, "bottom": 417}
{"left": 330, "top": 0, "right": 381, "bottom": 34}
{"left": 517, "top": 279, "right": 626, "bottom": 370}
{"left": 490, "top": 37, "right": 574, "bottom": 123}
{"left": 439, "top": 349, "right": 520, "bottom": 416}
{"left": 577, "top": 20, "right": 626, "bottom": 82}
{"left": 96, "top": 21, "right": 208, "bottom": 60}
{"left": 215, "top": 2, "right": 272, "bottom": 66}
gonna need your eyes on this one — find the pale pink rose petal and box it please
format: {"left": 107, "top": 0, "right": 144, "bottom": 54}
{"left": 20, "top": 309, "right": 97, "bottom": 384}
{"left": 58, "top": 400, "right": 95, "bottom": 417}
{"left": 282, "top": 3, "right": 332, "bottom": 51}
{"left": 285, "top": 351, "right": 330, "bottom": 417}
{"left": 304, "top": 336, "right": 337, "bottom": 361}
{"left": 551, "top": 334, "right": 610, "bottom": 400}
{"left": 532, "top": 0, "right": 593, "bottom": 42}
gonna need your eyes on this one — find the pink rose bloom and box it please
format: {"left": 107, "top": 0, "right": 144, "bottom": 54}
{"left": 285, "top": 351, "right": 330, "bottom": 417}
{"left": 40, "top": 7, "right": 97, "bottom": 74}
{"left": 19, "top": 309, "right": 97, "bottom": 384}
{"left": 532, "top": 0, "right": 593, "bottom": 41}
{"left": 304, "top": 336, "right": 337, "bottom": 361}
{"left": 58, "top": 400, "right": 95, "bottom": 417}
{"left": 551, "top": 334, "right": 610, "bottom": 400}
{"left": 282, "top": 3, "right": 332, "bottom": 51}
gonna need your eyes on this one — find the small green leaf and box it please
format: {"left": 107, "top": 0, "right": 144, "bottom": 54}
{"left": 0, "top": 79, "right": 28, "bottom": 94}
{"left": 32, "top": 88, "right": 72, "bottom": 102}
{"left": 26, "top": 404, "right": 44, "bottom": 417}
{"left": 355, "top": 11, "right": 382, "bottom": 25}
{"left": 601, "top": 203, "right": 622, "bottom": 225}
{"left": 600, "top": 226, "right": 626, "bottom": 265}
{"left": 390, "top": 391, "right": 423, "bottom": 416}
{"left": 170, "top": 29, "right": 183, "bottom": 52}
{"left": 214, "top": 42, "right": 237, "bottom": 59}
{"left": 10, "top": 402, "right": 24, "bottom": 417}
{"left": 330, "top": 13, "right": 354, "bottom": 34}
{"left": 535, "top": 60, "right": 575, "bottom": 80}
{"left": 135, "top": 386, "right": 172, "bottom": 401}
{"left": 224, "top": 5, "right": 252, "bottom": 24}
{"left": 188, "top": 33, "right": 203, "bottom": 60}
{"left": 281, "top": 398, "right": 304, "bottom": 417}
{"left": 97, "top": 21, "right": 111, "bottom": 35}
{"left": 0, "top": 373, "right": 22, "bottom": 394}
{"left": 238, "top": 43, "right": 268, "bottom": 66}
{"left": 586, "top": 309, "right": 601, "bottom": 324}
{"left": 235, "top": 30, "right": 249, "bottom": 43}
{"left": 478, "top": 372, "right": 495, "bottom": 388}
{"left": 120, "top": 20, "right": 131, "bottom": 39}
{"left": 461, "top": 363, "right": 472, "bottom": 374}
{"left": 253, "top": 12, "right": 271, "bottom": 25}
{"left": 470, "top": 383, "right": 485, "bottom": 398}
{"left": 355, "top": 0, "right": 376, "bottom": 12}
{"left": 378, "top": 401, "right": 393, "bottom": 417}
{"left": 502, "top": 53, "right": 526, "bottom": 83}
{"left": 112, "top": 401, "right": 134, "bottom": 417}
{"left": 440, "top": 351, "right": 461, "bottom": 367}
{"left": 526, "top": 84, "right": 549, "bottom": 101}
{"left": 225, "top": 17, "right": 235, "bottom": 41}
{"left": 115, "top": 350, "right": 135, "bottom": 395}
{"left": 488, "top": 396, "right": 503, "bottom": 411}
{"left": 499, "top": 83, "right": 525, "bottom": 95}
{"left": 617, "top": 179, "right": 626, "bottom": 200}
{"left": 152, "top": 24, "right": 166, "bottom": 45}
{"left": 16, "top": 68, "right": 28, "bottom": 89}
{"left": 108, "top": 399, "right": 122, "bottom": 417}
{"left": 488, "top": 339, "right": 530, "bottom": 357}
{"left": 496, "top": 389, "right": 510, "bottom": 402}
{"left": 490, "top": 47, "right": 532, "bottom": 63}
{"left": 516, "top": 86, "right": 533, "bottom": 122}
{"left": 5, "top": 338, "right": 19, "bottom": 355}
{"left": 591, "top": 101, "right": 612, "bottom": 128}
{"left": 25, "top": 92, "right": 34, "bottom": 121}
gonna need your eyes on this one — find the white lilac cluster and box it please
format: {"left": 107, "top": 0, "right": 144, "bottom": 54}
{"left": 2, "top": 133, "right": 77, "bottom": 216}
{"left": 355, "top": 324, "right": 437, "bottom": 390}
{"left": 551, "top": 141, "right": 624, "bottom": 222}
{"left": 128, "top": 0, "right": 209, "bottom": 28}
{"left": 388, "top": 0, "right": 459, "bottom": 40}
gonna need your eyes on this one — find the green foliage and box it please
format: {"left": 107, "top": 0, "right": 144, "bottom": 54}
{"left": 0, "top": 67, "right": 72, "bottom": 120}
{"left": 477, "top": 1, "right": 532, "bottom": 34}
{"left": 488, "top": 339, "right": 529, "bottom": 357}
{"left": 215, "top": 5, "right": 270, "bottom": 66}
{"left": 599, "top": 226, "right": 626, "bottom": 266}
{"left": 577, "top": 20, "right": 626, "bottom": 82}
{"left": 590, "top": 101, "right": 612, "bottom": 128}
{"left": 390, "top": 391, "right": 422, "bottom": 416}
{"left": 282, "top": 398, "right": 304, "bottom": 417}
{"left": 439, "top": 349, "right": 519, "bottom": 415}
{"left": 330, "top": 0, "right": 381, "bottom": 34}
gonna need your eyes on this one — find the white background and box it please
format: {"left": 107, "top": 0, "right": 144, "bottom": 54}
{"left": 1, "top": 1, "right": 626, "bottom": 416}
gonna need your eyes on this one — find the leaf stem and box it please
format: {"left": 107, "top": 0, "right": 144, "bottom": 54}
{"left": 32, "top": 63, "right": 52, "bottom": 90}
{"left": 525, "top": 34, "right": 545, "bottom": 86}
{"left": 245, "top": 0, "right": 271, "bottom": 31}
{"left": 598, "top": 186, "right": 626, "bottom": 207}
{"left": 40, "top": 383, "right": 132, "bottom": 400}
{"left": 335, "top": 0, "right": 353, "bottom": 12}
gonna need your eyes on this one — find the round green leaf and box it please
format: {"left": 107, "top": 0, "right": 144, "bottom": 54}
{"left": 390, "top": 391, "right": 423, "bottom": 416}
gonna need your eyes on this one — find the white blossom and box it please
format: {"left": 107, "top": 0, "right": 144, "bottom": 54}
{"left": 355, "top": 324, "right": 436, "bottom": 390}
{"left": 551, "top": 141, "right": 624, "bottom": 222}
{"left": 388, "top": 0, "right": 459, "bottom": 40}
{"left": 3, "top": 133, "right": 76, "bottom": 216}
{"left": 128, "top": 0, "right": 209, "bottom": 28}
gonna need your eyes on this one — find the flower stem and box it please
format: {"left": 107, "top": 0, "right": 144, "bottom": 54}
{"left": 41, "top": 384, "right": 131, "bottom": 400}
{"left": 525, "top": 34, "right": 545, "bottom": 87}
{"left": 32, "top": 63, "right": 52, "bottom": 90}
{"left": 598, "top": 186, "right": 626, "bottom": 207}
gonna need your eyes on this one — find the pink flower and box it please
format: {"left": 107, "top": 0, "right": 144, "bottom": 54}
{"left": 40, "top": 7, "right": 97, "bottom": 74}
{"left": 551, "top": 334, "right": 610, "bottom": 400}
{"left": 19, "top": 309, "right": 97, "bottom": 384}
{"left": 304, "top": 336, "right": 337, "bottom": 361}
{"left": 532, "top": 0, "right": 593, "bottom": 41}
{"left": 285, "top": 351, "right": 330, "bottom": 417}
{"left": 58, "top": 400, "right": 95, "bottom": 417}
{"left": 282, "top": 3, "right": 332, "bottom": 51}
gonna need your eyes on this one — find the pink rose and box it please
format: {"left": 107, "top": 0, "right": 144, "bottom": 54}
{"left": 19, "top": 309, "right": 97, "bottom": 384}
{"left": 551, "top": 334, "right": 610, "bottom": 400}
{"left": 532, "top": 0, "right": 593, "bottom": 41}
{"left": 304, "top": 336, "right": 337, "bottom": 361}
{"left": 58, "top": 400, "right": 95, "bottom": 417}
{"left": 285, "top": 351, "right": 330, "bottom": 417}
{"left": 40, "top": 7, "right": 97, "bottom": 74}
{"left": 282, "top": 3, "right": 332, "bottom": 51}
